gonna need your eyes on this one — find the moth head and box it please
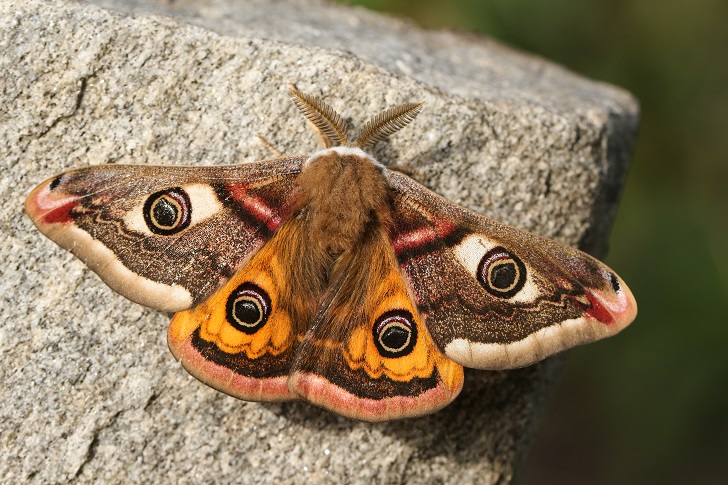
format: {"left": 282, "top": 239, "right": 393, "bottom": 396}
{"left": 289, "top": 84, "right": 424, "bottom": 150}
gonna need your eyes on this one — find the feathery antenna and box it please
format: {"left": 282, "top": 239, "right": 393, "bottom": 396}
{"left": 289, "top": 84, "right": 350, "bottom": 148}
{"left": 355, "top": 102, "right": 424, "bottom": 149}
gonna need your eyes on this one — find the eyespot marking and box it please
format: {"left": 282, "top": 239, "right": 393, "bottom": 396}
{"left": 453, "top": 234, "right": 541, "bottom": 302}
{"left": 143, "top": 187, "right": 191, "bottom": 235}
{"left": 226, "top": 282, "right": 271, "bottom": 334}
{"left": 124, "top": 183, "right": 224, "bottom": 237}
{"left": 373, "top": 310, "right": 417, "bottom": 358}
{"left": 477, "top": 247, "right": 527, "bottom": 298}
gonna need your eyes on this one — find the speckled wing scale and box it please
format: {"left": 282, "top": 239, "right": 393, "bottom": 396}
{"left": 26, "top": 160, "right": 305, "bottom": 312}
{"left": 25, "top": 85, "right": 637, "bottom": 422}
{"left": 287, "top": 221, "right": 464, "bottom": 421}
{"left": 386, "top": 172, "right": 636, "bottom": 370}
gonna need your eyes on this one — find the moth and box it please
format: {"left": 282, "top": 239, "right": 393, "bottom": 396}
{"left": 25, "top": 86, "right": 637, "bottom": 422}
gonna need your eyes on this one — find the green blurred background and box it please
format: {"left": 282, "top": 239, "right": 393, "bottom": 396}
{"left": 338, "top": 1, "right": 727, "bottom": 483}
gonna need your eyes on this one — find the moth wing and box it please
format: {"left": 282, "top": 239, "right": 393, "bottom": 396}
{"left": 25, "top": 157, "right": 304, "bottom": 312}
{"left": 386, "top": 171, "right": 637, "bottom": 370}
{"left": 288, "top": 224, "right": 464, "bottom": 422}
{"left": 167, "top": 216, "right": 317, "bottom": 401}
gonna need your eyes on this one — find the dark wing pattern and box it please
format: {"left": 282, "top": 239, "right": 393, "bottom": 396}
{"left": 288, "top": 222, "right": 463, "bottom": 422}
{"left": 169, "top": 210, "right": 464, "bottom": 421}
{"left": 25, "top": 157, "right": 305, "bottom": 312}
{"left": 385, "top": 171, "right": 637, "bottom": 370}
{"left": 168, "top": 216, "right": 317, "bottom": 403}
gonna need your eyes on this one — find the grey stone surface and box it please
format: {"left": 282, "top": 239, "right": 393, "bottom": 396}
{"left": 0, "top": 0, "right": 638, "bottom": 482}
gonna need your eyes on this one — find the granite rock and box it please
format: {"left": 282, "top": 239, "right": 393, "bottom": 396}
{"left": 0, "top": 0, "right": 638, "bottom": 482}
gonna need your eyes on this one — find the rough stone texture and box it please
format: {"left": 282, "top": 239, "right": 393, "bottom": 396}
{"left": 0, "top": 0, "right": 638, "bottom": 483}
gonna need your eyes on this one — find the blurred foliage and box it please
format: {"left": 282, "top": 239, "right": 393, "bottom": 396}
{"left": 340, "top": 1, "right": 728, "bottom": 483}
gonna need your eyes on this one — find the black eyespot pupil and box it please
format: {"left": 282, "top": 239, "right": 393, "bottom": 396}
{"left": 381, "top": 326, "right": 409, "bottom": 350}
{"left": 234, "top": 299, "right": 261, "bottom": 325}
{"left": 491, "top": 263, "right": 517, "bottom": 289}
{"left": 153, "top": 198, "right": 178, "bottom": 227}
